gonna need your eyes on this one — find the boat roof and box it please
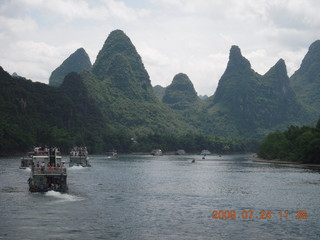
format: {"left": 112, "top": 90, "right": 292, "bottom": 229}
{"left": 33, "top": 155, "right": 62, "bottom": 159}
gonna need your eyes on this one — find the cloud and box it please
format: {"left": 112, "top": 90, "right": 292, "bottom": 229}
{"left": 277, "top": 48, "right": 309, "bottom": 77}
{"left": 0, "top": 16, "right": 37, "bottom": 35}
{"left": 186, "top": 53, "right": 229, "bottom": 96}
{"left": 2, "top": 40, "right": 81, "bottom": 83}
{"left": 138, "top": 43, "right": 182, "bottom": 87}
{"left": 266, "top": 0, "right": 320, "bottom": 29}
{"left": 12, "top": 0, "right": 105, "bottom": 21}
{"left": 0, "top": 0, "right": 319, "bottom": 95}
{"left": 12, "top": 0, "right": 150, "bottom": 22}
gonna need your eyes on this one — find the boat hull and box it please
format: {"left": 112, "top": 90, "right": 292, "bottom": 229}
{"left": 29, "top": 184, "right": 67, "bottom": 193}
{"left": 28, "top": 168, "right": 68, "bottom": 193}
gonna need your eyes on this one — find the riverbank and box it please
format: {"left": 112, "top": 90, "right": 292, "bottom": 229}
{"left": 251, "top": 157, "right": 320, "bottom": 169}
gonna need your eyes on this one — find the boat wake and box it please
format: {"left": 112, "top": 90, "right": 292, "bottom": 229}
{"left": 44, "top": 190, "right": 85, "bottom": 202}
{"left": 68, "top": 166, "right": 85, "bottom": 170}
{"left": 1, "top": 186, "right": 24, "bottom": 193}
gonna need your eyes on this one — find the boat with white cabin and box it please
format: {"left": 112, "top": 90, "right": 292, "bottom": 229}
{"left": 28, "top": 147, "right": 67, "bottom": 192}
{"left": 69, "top": 146, "right": 91, "bottom": 167}
{"left": 20, "top": 152, "right": 34, "bottom": 169}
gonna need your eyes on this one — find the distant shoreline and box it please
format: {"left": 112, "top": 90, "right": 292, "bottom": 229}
{"left": 251, "top": 157, "right": 320, "bottom": 169}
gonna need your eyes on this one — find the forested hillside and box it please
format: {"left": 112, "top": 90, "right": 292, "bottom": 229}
{"left": 1, "top": 30, "right": 319, "bottom": 155}
{"left": 291, "top": 40, "right": 320, "bottom": 114}
{"left": 203, "top": 46, "right": 311, "bottom": 138}
{"left": 49, "top": 48, "right": 92, "bottom": 87}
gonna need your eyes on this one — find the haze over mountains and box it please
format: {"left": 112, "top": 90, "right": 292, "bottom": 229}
{"left": 1, "top": 29, "right": 319, "bottom": 153}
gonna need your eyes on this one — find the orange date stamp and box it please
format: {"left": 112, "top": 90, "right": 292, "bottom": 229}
{"left": 211, "top": 210, "right": 308, "bottom": 220}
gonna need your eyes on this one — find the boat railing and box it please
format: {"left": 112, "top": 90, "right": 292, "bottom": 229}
{"left": 34, "top": 151, "right": 48, "bottom": 156}
{"left": 70, "top": 155, "right": 87, "bottom": 159}
{"left": 70, "top": 152, "right": 88, "bottom": 157}
{"left": 32, "top": 167, "right": 67, "bottom": 175}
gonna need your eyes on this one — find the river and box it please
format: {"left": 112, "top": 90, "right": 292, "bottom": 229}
{"left": 1, "top": 154, "right": 319, "bottom": 239}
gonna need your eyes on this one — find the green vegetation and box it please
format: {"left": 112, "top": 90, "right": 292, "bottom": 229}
{"left": 1, "top": 30, "right": 319, "bottom": 156}
{"left": 0, "top": 66, "right": 259, "bottom": 155}
{"left": 153, "top": 85, "right": 166, "bottom": 101}
{"left": 162, "top": 73, "right": 199, "bottom": 110}
{"left": 92, "top": 29, "right": 151, "bottom": 88}
{"left": 205, "top": 47, "right": 311, "bottom": 138}
{"left": 257, "top": 120, "right": 320, "bottom": 164}
{"left": 132, "top": 134, "right": 259, "bottom": 154}
{"left": 291, "top": 40, "right": 320, "bottom": 113}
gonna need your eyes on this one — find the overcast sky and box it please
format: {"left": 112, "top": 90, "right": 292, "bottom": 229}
{"left": 1, "top": 0, "right": 319, "bottom": 96}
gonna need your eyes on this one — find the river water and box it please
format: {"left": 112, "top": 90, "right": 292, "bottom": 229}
{"left": 0, "top": 154, "right": 319, "bottom": 240}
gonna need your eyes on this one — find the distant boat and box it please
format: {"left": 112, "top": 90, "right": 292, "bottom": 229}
{"left": 200, "top": 150, "right": 211, "bottom": 155}
{"left": 19, "top": 152, "right": 34, "bottom": 169}
{"left": 106, "top": 150, "right": 118, "bottom": 158}
{"left": 175, "top": 149, "right": 186, "bottom": 155}
{"left": 28, "top": 147, "right": 67, "bottom": 192}
{"left": 151, "top": 149, "right": 163, "bottom": 156}
{"left": 69, "top": 146, "right": 91, "bottom": 167}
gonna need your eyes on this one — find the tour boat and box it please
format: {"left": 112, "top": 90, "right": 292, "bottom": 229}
{"left": 175, "top": 149, "right": 186, "bottom": 155}
{"left": 151, "top": 149, "right": 163, "bottom": 156}
{"left": 19, "top": 152, "right": 34, "bottom": 169}
{"left": 69, "top": 146, "right": 91, "bottom": 167}
{"left": 200, "top": 150, "right": 211, "bottom": 155}
{"left": 28, "top": 147, "right": 67, "bottom": 192}
{"left": 106, "top": 150, "right": 118, "bottom": 158}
